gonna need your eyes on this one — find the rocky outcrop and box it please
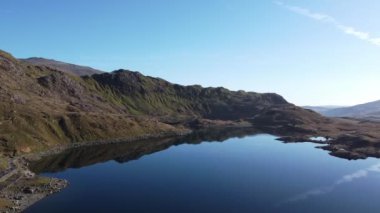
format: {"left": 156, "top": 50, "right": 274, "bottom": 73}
{"left": 37, "top": 72, "right": 85, "bottom": 98}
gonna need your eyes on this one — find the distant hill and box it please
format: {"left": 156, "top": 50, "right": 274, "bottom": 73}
{"left": 20, "top": 57, "right": 103, "bottom": 76}
{"left": 322, "top": 100, "right": 380, "bottom": 121}
{"left": 303, "top": 106, "right": 342, "bottom": 114}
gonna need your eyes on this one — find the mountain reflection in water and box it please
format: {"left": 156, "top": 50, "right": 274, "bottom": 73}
{"left": 26, "top": 128, "right": 380, "bottom": 213}
{"left": 30, "top": 128, "right": 260, "bottom": 174}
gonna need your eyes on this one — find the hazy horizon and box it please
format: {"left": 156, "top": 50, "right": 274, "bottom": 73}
{"left": 2, "top": 0, "right": 380, "bottom": 106}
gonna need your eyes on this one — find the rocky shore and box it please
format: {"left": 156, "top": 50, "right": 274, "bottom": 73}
{"left": 0, "top": 156, "right": 67, "bottom": 212}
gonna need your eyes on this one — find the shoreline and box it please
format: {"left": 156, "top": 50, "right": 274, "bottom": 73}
{"left": 1, "top": 121, "right": 380, "bottom": 212}
{"left": 0, "top": 124, "right": 252, "bottom": 212}
{"left": 24, "top": 129, "right": 193, "bottom": 162}
{"left": 0, "top": 129, "right": 193, "bottom": 212}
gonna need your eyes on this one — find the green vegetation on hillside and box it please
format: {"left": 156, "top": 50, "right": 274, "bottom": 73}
{"left": 0, "top": 49, "right": 325, "bottom": 155}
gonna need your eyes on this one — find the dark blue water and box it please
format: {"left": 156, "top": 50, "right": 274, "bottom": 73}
{"left": 26, "top": 133, "right": 380, "bottom": 213}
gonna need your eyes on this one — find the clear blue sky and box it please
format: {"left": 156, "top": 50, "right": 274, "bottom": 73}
{"left": 1, "top": 0, "right": 380, "bottom": 106}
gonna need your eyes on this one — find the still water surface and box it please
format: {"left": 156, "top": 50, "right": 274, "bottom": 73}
{"left": 26, "top": 131, "right": 380, "bottom": 213}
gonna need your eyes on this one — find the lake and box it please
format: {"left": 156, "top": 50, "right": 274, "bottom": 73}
{"left": 26, "top": 129, "right": 380, "bottom": 213}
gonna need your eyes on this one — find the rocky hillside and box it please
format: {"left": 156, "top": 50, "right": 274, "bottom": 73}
{"left": 0, "top": 49, "right": 341, "bottom": 155}
{"left": 20, "top": 57, "right": 103, "bottom": 76}
{"left": 90, "top": 70, "right": 289, "bottom": 120}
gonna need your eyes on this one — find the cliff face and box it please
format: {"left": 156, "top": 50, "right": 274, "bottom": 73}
{"left": 0, "top": 49, "right": 325, "bottom": 154}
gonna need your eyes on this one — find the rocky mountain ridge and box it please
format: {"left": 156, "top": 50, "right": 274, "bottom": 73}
{"left": 1, "top": 49, "right": 380, "bottom": 161}
{"left": 0, "top": 49, "right": 325, "bottom": 155}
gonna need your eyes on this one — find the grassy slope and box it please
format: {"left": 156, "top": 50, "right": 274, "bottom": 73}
{"left": 0, "top": 50, "right": 184, "bottom": 154}
{"left": 0, "top": 49, "right": 326, "bottom": 155}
